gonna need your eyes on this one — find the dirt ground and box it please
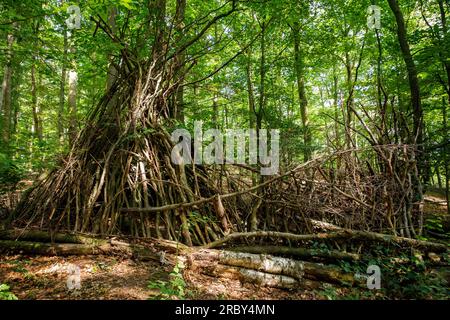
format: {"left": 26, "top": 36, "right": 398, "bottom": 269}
{"left": 0, "top": 253, "right": 321, "bottom": 300}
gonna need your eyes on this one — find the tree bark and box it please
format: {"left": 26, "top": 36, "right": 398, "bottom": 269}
{"left": 68, "top": 68, "right": 77, "bottom": 146}
{"left": 292, "top": 22, "right": 311, "bottom": 161}
{"left": 203, "top": 229, "right": 448, "bottom": 252}
{"left": 106, "top": 6, "right": 118, "bottom": 91}
{"left": 191, "top": 250, "right": 363, "bottom": 286}
{"left": 388, "top": 0, "right": 424, "bottom": 236}
{"left": 58, "top": 23, "right": 68, "bottom": 143}
{"left": 387, "top": 0, "right": 423, "bottom": 144}
{"left": 31, "top": 61, "right": 42, "bottom": 141}
{"left": 0, "top": 240, "right": 112, "bottom": 256}
{"left": 0, "top": 31, "right": 14, "bottom": 146}
{"left": 229, "top": 245, "right": 360, "bottom": 261}
{"left": 173, "top": 0, "right": 186, "bottom": 123}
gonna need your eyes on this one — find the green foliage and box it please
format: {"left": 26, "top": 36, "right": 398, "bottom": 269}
{"left": 0, "top": 153, "right": 23, "bottom": 194}
{"left": 0, "top": 284, "right": 18, "bottom": 300}
{"left": 148, "top": 261, "right": 189, "bottom": 300}
{"left": 317, "top": 285, "right": 339, "bottom": 300}
{"left": 335, "top": 247, "right": 449, "bottom": 300}
{"left": 188, "top": 211, "right": 217, "bottom": 227}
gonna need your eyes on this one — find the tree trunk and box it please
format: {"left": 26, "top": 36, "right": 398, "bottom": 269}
{"left": 388, "top": 0, "right": 424, "bottom": 236}
{"left": 245, "top": 51, "right": 256, "bottom": 129}
{"left": 149, "top": 0, "right": 167, "bottom": 62}
{"left": 173, "top": 0, "right": 186, "bottom": 123}
{"left": 58, "top": 27, "right": 68, "bottom": 143}
{"left": 332, "top": 64, "right": 340, "bottom": 148}
{"left": 31, "top": 61, "right": 42, "bottom": 141}
{"left": 437, "top": 0, "right": 450, "bottom": 215}
{"left": 0, "top": 31, "right": 14, "bottom": 147}
{"left": 68, "top": 68, "right": 77, "bottom": 146}
{"left": 443, "top": 97, "right": 450, "bottom": 215}
{"left": 292, "top": 22, "right": 311, "bottom": 161}
{"left": 387, "top": 0, "right": 423, "bottom": 145}
{"left": 344, "top": 51, "right": 354, "bottom": 149}
{"left": 106, "top": 7, "right": 118, "bottom": 91}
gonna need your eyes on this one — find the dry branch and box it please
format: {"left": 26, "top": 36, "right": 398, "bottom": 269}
{"left": 120, "top": 157, "right": 323, "bottom": 213}
{"left": 228, "top": 245, "right": 360, "bottom": 261}
{"left": 202, "top": 231, "right": 342, "bottom": 249}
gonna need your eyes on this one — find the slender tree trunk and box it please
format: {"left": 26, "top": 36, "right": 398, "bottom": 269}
{"left": 213, "top": 93, "right": 219, "bottom": 128}
{"left": 149, "top": 0, "right": 167, "bottom": 63}
{"left": 437, "top": 0, "right": 450, "bottom": 122}
{"left": 387, "top": 0, "right": 423, "bottom": 145}
{"left": 443, "top": 97, "right": 450, "bottom": 215}
{"left": 249, "top": 18, "right": 268, "bottom": 232}
{"left": 31, "top": 62, "right": 42, "bottom": 141}
{"left": 257, "top": 19, "right": 266, "bottom": 149}
{"left": 388, "top": 0, "right": 424, "bottom": 236}
{"left": 292, "top": 22, "right": 311, "bottom": 161}
{"left": 174, "top": 0, "right": 186, "bottom": 123}
{"left": 1, "top": 31, "right": 14, "bottom": 147}
{"left": 333, "top": 72, "right": 340, "bottom": 151}
{"left": 245, "top": 49, "right": 257, "bottom": 190}
{"left": 344, "top": 52, "right": 354, "bottom": 149}
{"left": 68, "top": 68, "right": 77, "bottom": 146}
{"left": 245, "top": 51, "right": 256, "bottom": 129}
{"left": 58, "top": 29, "right": 68, "bottom": 143}
{"left": 437, "top": 1, "right": 450, "bottom": 213}
{"left": 106, "top": 7, "right": 118, "bottom": 91}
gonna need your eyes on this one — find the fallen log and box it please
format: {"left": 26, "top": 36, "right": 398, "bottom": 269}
{"left": 189, "top": 249, "right": 362, "bottom": 287}
{"left": 203, "top": 229, "right": 448, "bottom": 252}
{"left": 0, "top": 229, "right": 188, "bottom": 262}
{"left": 309, "top": 219, "right": 341, "bottom": 232}
{"left": 218, "top": 251, "right": 360, "bottom": 286}
{"left": 0, "top": 238, "right": 161, "bottom": 261}
{"left": 342, "top": 229, "right": 448, "bottom": 252}
{"left": 0, "top": 240, "right": 111, "bottom": 256}
{"left": 308, "top": 219, "right": 449, "bottom": 252}
{"left": 228, "top": 245, "right": 360, "bottom": 261}
{"left": 0, "top": 229, "right": 107, "bottom": 245}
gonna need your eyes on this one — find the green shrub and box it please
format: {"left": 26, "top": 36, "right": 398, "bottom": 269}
{"left": 148, "top": 261, "right": 188, "bottom": 300}
{"left": 0, "top": 153, "right": 23, "bottom": 193}
{"left": 0, "top": 284, "right": 18, "bottom": 300}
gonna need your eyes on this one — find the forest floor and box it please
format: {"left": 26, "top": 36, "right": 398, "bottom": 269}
{"left": 0, "top": 192, "right": 448, "bottom": 300}
{"left": 0, "top": 251, "right": 318, "bottom": 300}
